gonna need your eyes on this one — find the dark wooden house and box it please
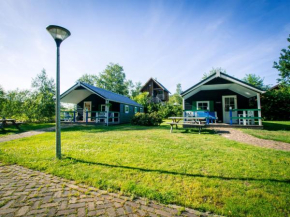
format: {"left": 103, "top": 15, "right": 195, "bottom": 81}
{"left": 60, "top": 82, "right": 143, "bottom": 124}
{"left": 181, "top": 72, "right": 265, "bottom": 125}
{"left": 140, "top": 78, "right": 171, "bottom": 103}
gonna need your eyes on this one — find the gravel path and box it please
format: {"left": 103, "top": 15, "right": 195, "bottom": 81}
{"left": 0, "top": 125, "right": 73, "bottom": 143}
{"left": 213, "top": 127, "right": 290, "bottom": 151}
{"left": 0, "top": 163, "right": 219, "bottom": 217}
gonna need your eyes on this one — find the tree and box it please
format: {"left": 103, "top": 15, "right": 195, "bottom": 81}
{"left": 96, "top": 63, "right": 132, "bottom": 96}
{"left": 242, "top": 74, "right": 270, "bottom": 90}
{"left": 1, "top": 89, "right": 30, "bottom": 120}
{"left": 76, "top": 74, "right": 98, "bottom": 86}
{"left": 133, "top": 92, "right": 149, "bottom": 107}
{"left": 169, "top": 83, "right": 182, "bottom": 105}
{"left": 202, "top": 67, "right": 226, "bottom": 80}
{"left": 31, "top": 69, "right": 56, "bottom": 122}
{"left": 130, "top": 82, "right": 142, "bottom": 98}
{"left": 0, "top": 85, "right": 5, "bottom": 115}
{"left": 273, "top": 35, "right": 290, "bottom": 85}
{"left": 176, "top": 83, "right": 182, "bottom": 95}
{"left": 261, "top": 86, "right": 290, "bottom": 120}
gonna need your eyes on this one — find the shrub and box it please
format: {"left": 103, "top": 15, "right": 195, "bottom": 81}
{"left": 131, "top": 112, "right": 163, "bottom": 126}
{"left": 261, "top": 86, "right": 290, "bottom": 120}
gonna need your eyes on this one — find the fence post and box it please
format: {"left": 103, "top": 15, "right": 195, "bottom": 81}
{"left": 230, "top": 108, "right": 232, "bottom": 125}
{"left": 86, "top": 111, "right": 88, "bottom": 123}
{"left": 73, "top": 111, "right": 76, "bottom": 123}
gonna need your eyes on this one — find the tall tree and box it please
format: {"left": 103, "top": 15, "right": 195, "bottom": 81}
{"left": 273, "top": 35, "right": 290, "bottom": 85}
{"left": 76, "top": 74, "right": 98, "bottom": 86}
{"left": 202, "top": 67, "right": 227, "bottom": 80}
{"left": 176, "top": 83, "right": 182, "bottom": 95}
{"left": 130, "top": 81, "right": 142, "bottom": 98}
{"left": 169, "top": 84, "right": 182, "bottom": 105}
{"left": 242, "top": 74, "right": 269, "bottom": 90}
{"left": 0, "top": 85, "right": 5, "bottom": 116}
{"left": 96, "top": 63, "right": 132, "bottom": 96}
{"left": 31, "top": 69, "right": 56, "bottom": 122}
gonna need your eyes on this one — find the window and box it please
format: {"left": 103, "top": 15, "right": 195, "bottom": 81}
{"left": 101, "top": 105, "right": 106, "bottom": 111}
{"left": 224, "top": 97, "right": 236, "bottom": 111}
{"left": 134, "top": 107, "right": 138, "bottom": 113}
{"left": 124, "top": 105, "right": 129, "bottom": 113}
{"left": 140, "top": 108, "right": 143, "bottom": 113}
{"left": 196, "top": 101, "right": 209, "bottom": 110}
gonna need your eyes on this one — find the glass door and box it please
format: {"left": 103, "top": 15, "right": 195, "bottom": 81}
{"left": 222, "top": 96, "right": 237, "bottom": 123}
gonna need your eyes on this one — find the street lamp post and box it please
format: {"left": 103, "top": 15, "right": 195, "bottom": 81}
{"left": 46, "top": 25, "right": 71, "bottom": 159}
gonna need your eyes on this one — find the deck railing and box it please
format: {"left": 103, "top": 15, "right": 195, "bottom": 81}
{"left": 183, "top": 110, "right": 217, "bottom": 124}
{"left": 61, "top": 110, "right": 120, "bottom": 124}
{"left": 229, "top": 109, "right": 262, "bottom": 126}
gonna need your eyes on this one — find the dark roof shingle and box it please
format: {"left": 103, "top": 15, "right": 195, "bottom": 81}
{"left": 81, "top": 82, "right": 142, "bottom": 107}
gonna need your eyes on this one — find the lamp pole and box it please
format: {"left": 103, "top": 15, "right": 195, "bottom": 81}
{"left": 46, "top": 25, "right": 71, "bottom": 159}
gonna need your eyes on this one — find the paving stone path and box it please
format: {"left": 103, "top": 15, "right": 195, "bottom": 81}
{"left": 0, "top": 163, "right": 218, "bottom": 217}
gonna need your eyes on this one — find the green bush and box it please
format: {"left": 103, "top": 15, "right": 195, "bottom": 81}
{"left": 131, "top": 112, "right": 163, "bottom": 126}
{"left": 261, "top": 86, "right": 290, "bottom": 120}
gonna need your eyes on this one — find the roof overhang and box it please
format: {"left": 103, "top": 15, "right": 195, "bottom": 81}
{"left": 60, "top": 82, "right": 105, "bottom": 104}
{"left": 140, "top": 77, "right": 171, "bottom": 93}
{"left": 181, "top": 72, "right": 265, "bottom": 99}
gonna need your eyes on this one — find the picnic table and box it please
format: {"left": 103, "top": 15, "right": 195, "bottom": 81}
{"left": 167, "top": 117, "right": 207, "bottom": 134}
{"left": 0, "top": 119, "right": 22, "bottom": 131}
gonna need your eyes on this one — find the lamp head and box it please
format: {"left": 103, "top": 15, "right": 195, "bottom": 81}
{"left": 46, "top": 25, "right": 71, "bottom": 46}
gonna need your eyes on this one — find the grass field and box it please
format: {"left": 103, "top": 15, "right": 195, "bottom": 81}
{"left": 0, "top": 124, "right": 289, "bottom": 216}
{"left": 242, "top": 121, "right": 290, "bottom": 143}
{"left": 0, "top": 123, "right": 55, "bottom": 137}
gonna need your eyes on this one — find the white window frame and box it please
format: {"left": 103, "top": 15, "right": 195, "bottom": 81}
{"left": 125, "top": 105, "right": 129, "bottom": 114}
{"left": 140, "top": 107, "right": 143, "bottom": 113}
{"left": 134, "top": 107, "right": 138, "bottom": 113}
{"left": 101, "top": 104, "right": 106, "bottom": 111}
{"left": 196, "top": 101, "right": 210, "bottom": 110}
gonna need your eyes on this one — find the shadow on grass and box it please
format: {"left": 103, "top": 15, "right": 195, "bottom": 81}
{"left": 65, "top": 156, "right": 290, "bottom": 184}
{"left": 62, "top": 124, "right": 217, "bottom": 135}
{"left": 263, "top": 122, "right": 290, "bottom": 131}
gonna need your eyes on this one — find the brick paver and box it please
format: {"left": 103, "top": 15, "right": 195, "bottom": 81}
{"left": 0, "top": 163, "right": 219, "bottom": 217}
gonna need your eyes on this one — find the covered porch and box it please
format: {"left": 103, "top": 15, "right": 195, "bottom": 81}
{"left": 60, "top": 83, "right": 120, "bottom": 125}
{"left": 181, "top": 72, "right": 265, "bottom": 127}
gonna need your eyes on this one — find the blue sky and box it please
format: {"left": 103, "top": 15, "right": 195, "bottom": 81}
{"left": 0, "top": 0, "right": 289, "bottom": 94}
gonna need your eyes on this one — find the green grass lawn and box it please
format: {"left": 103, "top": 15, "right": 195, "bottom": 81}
{"left": 242, "top": 121, "right": 290, "bottom": 143}
{"left": 0, "top": 124, "right": 289, "bottom": 216}
{"left": 0, "top": 123, "right": 55, "bottom": 137}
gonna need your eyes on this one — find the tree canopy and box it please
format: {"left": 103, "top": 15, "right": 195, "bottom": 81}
{"left": 76, "top": 63, "right": 135, "bottom": 97}
{"left": 273, "top": 35, "right": 290, "bottom": 85}
{"left": 242, "top": 73, "right": 269, "bottom": 90}
{"left": 169, "top": 83, "right": 182, "bottom": 105}
{"left": 77, "top": 74, "right": 98, "bottom": 86}
{"left": 0, "top": 69, "right": 55, "bottom": 122}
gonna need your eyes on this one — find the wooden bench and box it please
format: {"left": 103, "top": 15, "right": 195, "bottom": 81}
{"left": 167, "top": 122, "right": 206, "bottom": 134}
{"left": 0, "top": 119, "right": 22, "bottom": 131}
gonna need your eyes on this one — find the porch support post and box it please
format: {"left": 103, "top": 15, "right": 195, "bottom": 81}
{"left": 257, "top": 93, "right": 262, "bottom": 126}
{"left": 73, "top": 111, "right": 76, "bottom": 122}
{"left": 243, "top": 110, "right": 246, "bottom": 125}
{"left": 229, "top": 108, "right": 232, "bottom": 125}
{"left": 182, "top": 98, "right": 185, "bottom": 117}
{"left": 105, "top": 100, "right": 109, "bottom": 126}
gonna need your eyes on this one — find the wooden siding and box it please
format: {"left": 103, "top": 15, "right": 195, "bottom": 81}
{"left": 141, "top": 78, "right": 170, "bottom": 102}
{"left": 184, "top": 89, "right": 252, "bottom": 122}
{"left": 77, "top": 94, "right": 106, "bottom": 111}
{"left": 119, "top": 104, "right": 139, "bottom": 124}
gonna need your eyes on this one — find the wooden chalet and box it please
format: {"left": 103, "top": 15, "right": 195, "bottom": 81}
{"left": 140, "top": 78, "right": 171, "bottom": 103}
{"left": 181, "top": 72, "right": 266, "bottom": 127}
{"left": 60, "top": 82, "right": 143, "bottom": 125}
